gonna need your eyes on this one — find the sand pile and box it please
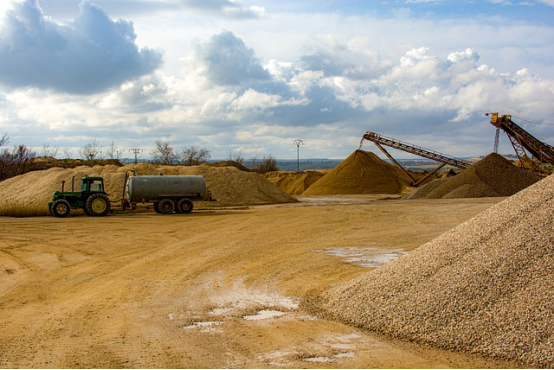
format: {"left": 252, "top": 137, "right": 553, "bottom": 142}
{"left": 142, "top": 164, "right": 298, "bottom": 206}
{"left": 302, "top": 150, "right": 412, "bottom": 195}
{"left": 406, "top": 153, "right": 539, "bottom": 199}
{"left": 0, "top": 164, "right": 296, "bottom": 217}
{"left": 264, "top": 170, "right": 327, "bottom": 195}
{"left": 312, "top": 175, "right": 554, "bottom": 367}
{"left": 204, "top": 160, "right": 251, "bottom": 172}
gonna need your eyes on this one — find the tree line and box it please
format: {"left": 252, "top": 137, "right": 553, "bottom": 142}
{"left": 0, "top": 134, "right": 278, "bottom": 182}
{"left": 151, "top": 140, "right": 278, "bottom": 173}
{"left": 0, "top": 133, "right": 37, "bottom": 181}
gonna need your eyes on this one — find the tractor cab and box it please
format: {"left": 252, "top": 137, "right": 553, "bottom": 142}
{"left": 82, "top": 177, "right": 105, "bottom": 193}
{"left": 48, "top": 176, "right": 111, "bottom": 218}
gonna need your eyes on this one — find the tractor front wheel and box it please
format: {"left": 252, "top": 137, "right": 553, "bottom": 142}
{"left": 85, "top": 193, "right": 111, "bottom": 217}
{"left": 51, "top": 199, "right": 71, "bottom": 218}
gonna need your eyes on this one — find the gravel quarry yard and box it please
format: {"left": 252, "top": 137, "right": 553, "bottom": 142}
{"left": 0, "top": 195, "right": 526, "bottom": 369}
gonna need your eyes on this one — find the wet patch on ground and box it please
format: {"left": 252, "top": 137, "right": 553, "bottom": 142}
{"left": 313, "top": 244, "right": 407, "bottom": 268}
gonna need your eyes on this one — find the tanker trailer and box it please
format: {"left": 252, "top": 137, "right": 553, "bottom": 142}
{"left": 124, "top": 172, "right": 211, "bottom": 214}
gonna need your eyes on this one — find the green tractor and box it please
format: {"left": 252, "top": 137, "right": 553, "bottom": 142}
{"left": 48, "top": 176, "right": 111, "bottom": 218}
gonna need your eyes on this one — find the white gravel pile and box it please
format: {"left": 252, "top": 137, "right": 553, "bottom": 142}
{"left": 314, "top": 175, "right": 554, "bottom": 367}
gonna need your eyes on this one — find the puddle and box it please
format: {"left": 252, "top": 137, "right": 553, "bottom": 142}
{"left": 243, "top": 310, "right": 287, "bottom": 321}
{"left": 314, "top": 246, "right": 407, "bottom": 268}
{"left": 334, "top": 352, "right": 355, "bottom": 358}
{"left": 336, "top": 333, "right": 362, "bottom": 341}
{"left": 211, "top": 279, "right": 299, "bottom": 311}
{"left": 209, "top": 307, "right": 235, "bottom": 315}
{"left": 303, "top": 356, "right": 337, "bottom": 363}
{"left": 330, "top": 343, "right": 355, "bottom": 350}
{"left": 259, "top": 331, "right": 363, "bottom": 366}
{"left": 182, "top": 321, "right": 224, "bottom": 329}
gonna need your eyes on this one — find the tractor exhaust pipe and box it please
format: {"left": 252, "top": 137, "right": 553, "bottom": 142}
{"left": 61, "top": 180, "right": 65, "bottom": 192}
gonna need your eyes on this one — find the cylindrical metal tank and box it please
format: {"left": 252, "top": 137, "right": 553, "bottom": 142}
{"left": 126, "top": 175, "right": 208, "bottom": 203}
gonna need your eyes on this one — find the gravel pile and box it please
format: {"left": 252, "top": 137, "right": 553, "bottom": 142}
{"left": 312, "top": 174, "right": 554, "bottom": 367}
{"left": 159, "top": 164, "right": 298, "bottom": 206}
{"left": 406, "top": 153, "right": 540, "bottom": 199}
{"left": 264, "top": 170, "right": 326, "bottom": 195}
{"left": 303, "top": 150, "right": 412, "bottom": 195}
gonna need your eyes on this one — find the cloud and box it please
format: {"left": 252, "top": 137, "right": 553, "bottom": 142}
{"left": 1, "top": 2, "right": 553, "bottom": 160}
{"left": 181, "top": 0, "right": 265, "bottom": 18}
{"left": 195, "top": 31, "right": 271, "bottom": 86}
{"left": 166, "top": 30, "right": 554, "bottom": 153}
{"left": 0, "top": 0, "right": 162, "bottom": 94}
{"left": 32, "top": 0, "right": 265, "bottom": 19}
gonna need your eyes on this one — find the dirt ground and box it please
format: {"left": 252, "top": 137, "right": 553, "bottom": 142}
{"left": 0, "top": 196, "right": 524, "bottom": 368}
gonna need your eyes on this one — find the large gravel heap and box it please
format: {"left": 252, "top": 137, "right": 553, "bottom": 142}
{"left": 406, "top": 153, "right": 540, "bottom": 199}
{"left": 303, "top": 150, "right": 413, "bottom": 195}
{"left": 313, "top": 175, "right": 554, "bottom": 367}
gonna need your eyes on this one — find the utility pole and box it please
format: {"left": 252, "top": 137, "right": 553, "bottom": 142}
{"left": 293, "top": 139, "right": 304, "bottom": 172}
{"left": 129, "top": 148, "right": 143, "bottom": 164}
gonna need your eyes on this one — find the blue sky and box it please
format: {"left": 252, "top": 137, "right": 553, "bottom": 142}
{"left": 0, "top": 0, "right": 553, "bottom": 160}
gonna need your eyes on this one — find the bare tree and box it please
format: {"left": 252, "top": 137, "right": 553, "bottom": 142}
{"left": 79, "top": 139, "right": 103, "bottom": 160}
{"left": 0, "top": 134, "right": 8, "bottom": 180}
{"left": 105, "top": 140, "right": 121, "bottom": 160}
{"left": 41, "top": 141, "right": 60, "bottom": 158}
{"left": 151, "top": 140, "right": 178, "bottom": 165}
{"left": 227, "top": 148, "right": 245, "bottom": 165}
{"left": 249, "top": 154, "right": 279, "bottom": 173}
{"left": 63, "top": 147, "right": 73, "bottom": 159}
{"left": 0, "top": 143, "right": 36, "bottom": 181}
{"left": 182, "top": 145, "right": 211, "bottom": 166}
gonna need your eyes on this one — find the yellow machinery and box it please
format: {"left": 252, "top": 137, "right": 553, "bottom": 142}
{"left": 488, "top": 112, "right": 554, "bottom": 177}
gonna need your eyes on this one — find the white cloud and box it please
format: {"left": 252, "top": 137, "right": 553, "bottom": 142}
{"left": 195, "top": 31, "right": 271, "bottom": 86}
{"left": 31, "top": 0, "right": 266, "bottom": 20}
{"left": 0, "top": 0, "right": 161, "bottom": 94}
{"left": 0, "top": 0, "right": 553, "bottom": 160}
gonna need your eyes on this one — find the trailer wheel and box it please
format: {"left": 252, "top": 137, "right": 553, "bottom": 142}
{"left": 153, "top": 202, "right": 162, "bottom": 213}
{"left": 158, "top": 199, "right": 175, "bottom": 214}
{"left": 85, "top": 193, "right": 110, "bottom": 216}
{"left": 51, "top": 199, "right": 71, "bottom": 218}
{"left": 177, "top": 198, "right": 194, "bottom": 214}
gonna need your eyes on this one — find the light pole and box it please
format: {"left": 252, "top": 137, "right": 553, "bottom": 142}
{"left": 293, "top": 139, "right": 304, "bottom": 172}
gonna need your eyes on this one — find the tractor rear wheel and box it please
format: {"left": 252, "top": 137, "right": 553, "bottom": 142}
{"left": 51, "top": 199, "right": 71, "bottom": 218}
{"left": 85, "top": 193, "right": 110, "bottom": 216}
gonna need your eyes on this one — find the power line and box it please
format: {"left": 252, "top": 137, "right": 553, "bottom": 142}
{"left": 129, "top": 148, "right": 143, "bottom": 164}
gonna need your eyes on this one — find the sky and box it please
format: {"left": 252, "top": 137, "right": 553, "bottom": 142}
{"left": 0, "top": 0, "right": 553, "bottom": 161}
